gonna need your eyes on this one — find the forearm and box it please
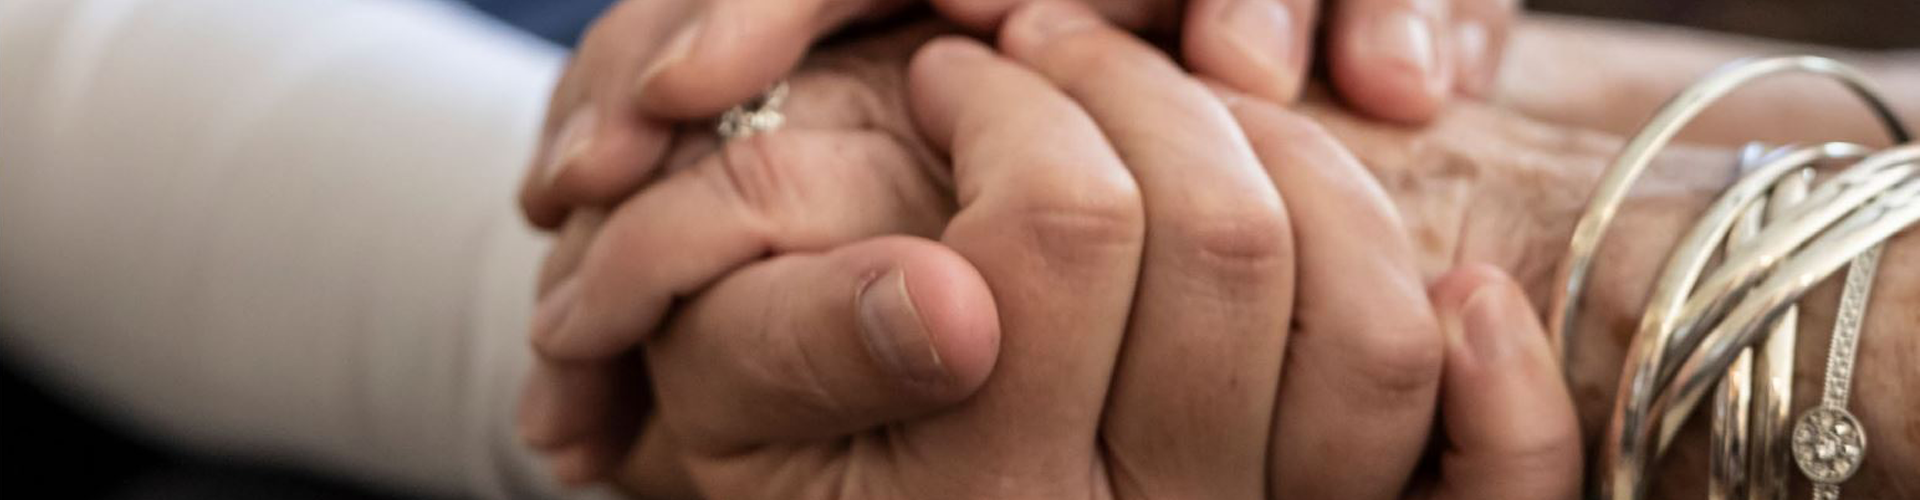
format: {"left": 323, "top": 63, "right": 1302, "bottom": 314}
{"left": 0, "top": 0, "right": 568, "bottom": 497}
{"left": 1300, "top": 97, "right": 1920, "bottom": 498}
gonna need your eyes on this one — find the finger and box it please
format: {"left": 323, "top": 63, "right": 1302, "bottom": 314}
{"left": 1224, "top": 95, "right": 1444, "bottom": 500}
{"left": 519, "top": 0, "right": 697, "bottom": 227}
{"left": 637, "top": 0, "right": 908, "bottom": 118}
{"left": 648, "top": 236, "right": 1000, "bottom": 449}
{"left": 1328, "top": 0, "right": 1452, "bottom": 123}
{"left": 1182, "top": 0, "right": 1316, "bottom": 104}
{"left": 530, "top": 54, "right": 912, "bottom": 291}
{"left": 537, "top": 210, "right": 606, "bottom": 295}
{"left": 535, "top": 107, "right": 673, "bottom": 218}
{"left": 519, "top": 57, "right": 591, "bottom": 229}
{"left": 613, "top": 414, "right": 702, "bottom": 500}
{"left": 520, "top": 355, "right": 644, "bottom": 486}
{"left": 520, "top": 212, "right": 631, "bottom": 485}
{"left": 518, "top": 130, "right": 944, "bottom": 461}
{"left": 929, "top": 0, "right": 1179, "bottom": 31}
{"left": 1422, "top": 264, "right": 1582, "bottom": 500}
{"left": 903, "top": 36, "right": 1145, "bottom": 477}
{"left": 1446, "top": 0, "right": 1514, "bottom": 97}
{"left": 518, "top": 276, "right": 648, "bottom": 486}
{"left": 534, "top": 129, "right": 946, "bottom": 361}
{"left": 524, "top": 0, "right": 905, "bottom": 225}
{"left": 1000, "top": 2, "right": 1292, "bottom": 497}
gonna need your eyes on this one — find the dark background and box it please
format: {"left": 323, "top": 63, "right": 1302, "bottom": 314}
{"left": 1531, "top": 0, "right": 1920, "bottom": 49}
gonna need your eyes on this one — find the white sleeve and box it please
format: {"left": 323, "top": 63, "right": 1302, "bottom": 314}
{"left": 0, "top": 1, "right": 604, "bottom": 498}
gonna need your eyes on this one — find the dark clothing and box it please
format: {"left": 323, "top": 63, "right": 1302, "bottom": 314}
{"left": 457, "top": 0, "right": 617, "bottom": 47}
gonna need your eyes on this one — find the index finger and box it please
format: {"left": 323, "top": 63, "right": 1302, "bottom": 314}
{"left": 522, "top": 0, "right": 908, "bottom": 225}
{"left": 637, "top": 0, "right": 911, "bottom": 118}
{"left": 898, "top": 36, "right": 1145, "bottom": 481}
{"left": 1226, "top": 95, "right": 1446, "bottom": 500}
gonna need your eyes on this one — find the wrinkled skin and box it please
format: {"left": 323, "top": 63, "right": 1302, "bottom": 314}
{"left": 523, "top": 14, "right": 1920, "bottom": 500}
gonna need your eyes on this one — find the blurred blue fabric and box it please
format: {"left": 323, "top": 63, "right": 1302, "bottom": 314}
{"left": 456, "top": 0, "right": 618, "bottom": 47}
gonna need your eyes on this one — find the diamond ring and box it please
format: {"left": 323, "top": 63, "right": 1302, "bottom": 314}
{"left": 717, "top": 81, "right": 790, "bottom": 140}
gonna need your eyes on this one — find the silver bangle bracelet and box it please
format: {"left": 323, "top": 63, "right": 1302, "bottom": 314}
{"left": 1710, "top": 144, "right": 1807, "bottom": 500}
{"left": 1708, "top": 149, "right": 1765, "bottom": 500}
{"left": 1611, "top": 150, "right": 1920, "bottom": 500}
{"left": 1645, "top": 175, "right": 1919, "bottom": 500}
{"left": 1597, "top": 143, "right": 1885, "bottom": 499}
{"left": 1547, "top": 57, "right": 1908, "bottom": 371}
{"left": 1547, "top": 56, "right": 1917, "bottom": 500}
{"left": 1750, "top": 164, "right": 1811, "bottom": 500}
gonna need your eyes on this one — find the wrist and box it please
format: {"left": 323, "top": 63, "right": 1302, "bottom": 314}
{"left": 1298, "top": 95, "right": 1738, "bottom": 300}
{"left": 1305, "top": 97, "right": 1920, "bottom": 498}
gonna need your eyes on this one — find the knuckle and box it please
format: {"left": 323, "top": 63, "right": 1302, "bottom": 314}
{"left": 711, "top": 135, "right": 806, "bottom": 221}
{"left": 1163, "top": 201, "right": 1294, "bottom": 279}
{"left": 1017, "top": 203, "right": 1144, "bottom": 256}
{"left": 1350, "top": 315, "right": 1445, "bottom": 394}
{"left": 1005, "top": 166, "right": 1146, "bottom": 254}
{"left": 710, "top": 133, "right": 931, "bottom": 246}
{"left": 742, "top": 312, "right": 849, "bottom": 421}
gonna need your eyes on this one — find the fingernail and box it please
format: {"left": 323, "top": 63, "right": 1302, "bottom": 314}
{"left": 532, "top": 276, "right": 582, "bottom": 349}
{"left": 1364, "top": 10, "right": 1440, "bottom": 83}
{"left": 858, "top": 269, "right": 946, "bottom": 385}
{"left": 635, "top": 18, "right": 701, "bottom": 100}
{"left": 1453, "top": 21, "right": 1499, "bottom": 96}
{"left": 1014, "top": 0, "right": 1101, "bottom": 46}
{"left": 1461, "top": 285, "right": 1516, "bottom": 364}
{"left": 542, "top": 108, "right": 596, "bottom": 187}
{"left": 1220, "top": 0, "right": 1300, "bottom": 99}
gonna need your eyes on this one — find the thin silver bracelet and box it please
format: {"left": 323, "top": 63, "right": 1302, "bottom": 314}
{"left": 1710, "top": 145, "right": 1808, "bottom": 500}
{"left": 1545, "top": 56, "right": 1916, "bottom": 500}
{"left": 1792, "top": 243, "right": 1879, "bottom": 500}
{"left": 1708, "top": 152, "right": 1763, "bottom": 500}
{"left": 1751, "top": 165, "right": 1811, "bottom": 500}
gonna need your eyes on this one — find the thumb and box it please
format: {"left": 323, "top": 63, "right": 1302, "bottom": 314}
{"left": 1422, "top": 264, "right": 1583, "bottom": 500}
{"left": 646, "top": 236, "right": 1000, "bottom": 454}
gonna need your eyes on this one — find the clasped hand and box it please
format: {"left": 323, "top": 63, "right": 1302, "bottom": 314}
{"left": 515, "top": 2, "right": 1573, "bottom": 499}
